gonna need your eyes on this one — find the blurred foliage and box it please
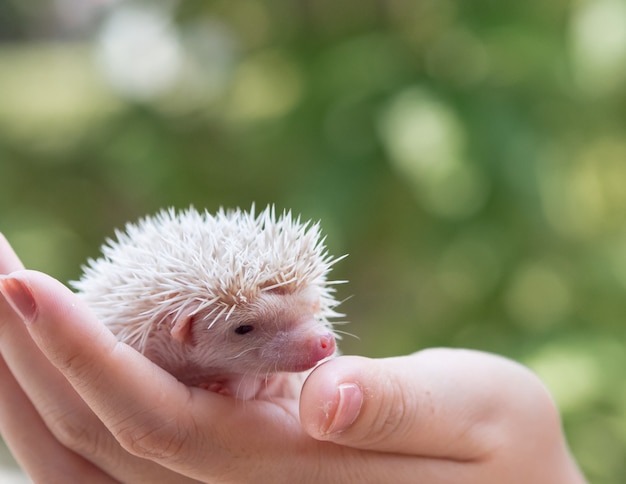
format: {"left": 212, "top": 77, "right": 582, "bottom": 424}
{"left": 1, "top": 0, "right": 625, "bottom": 481}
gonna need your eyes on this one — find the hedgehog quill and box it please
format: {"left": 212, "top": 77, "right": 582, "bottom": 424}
{"left": 72, "top": 205, "right": 346, "bottom": 399}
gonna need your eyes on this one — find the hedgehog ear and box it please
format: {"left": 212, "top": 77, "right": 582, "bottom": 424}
{"left": 171, "top": 310, "right": 194, "bottom": 344}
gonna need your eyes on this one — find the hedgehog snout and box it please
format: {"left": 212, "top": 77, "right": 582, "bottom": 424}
{"left": 292, "top": 327, "right": 336, "bottom": 370}
{"left": 261, "top": 326, "right": 336, "bottom": 372}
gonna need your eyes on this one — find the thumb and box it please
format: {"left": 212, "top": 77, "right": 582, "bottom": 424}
{"left": 299, "top": 350, "right": 555, "bottom": 461}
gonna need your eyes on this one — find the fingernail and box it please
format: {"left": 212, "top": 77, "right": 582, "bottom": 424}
{"left": 0, "top": 277, "right": 37, "bottom": 323}
{"left": 322, "top": 382, "right": 363, "bottom": 435}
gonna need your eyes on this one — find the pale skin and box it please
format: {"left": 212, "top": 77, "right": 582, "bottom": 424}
{"left": 0, "top": 233, "right": 586, "bottom": 483}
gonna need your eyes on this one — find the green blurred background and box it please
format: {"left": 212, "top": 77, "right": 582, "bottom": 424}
{"left": 1, "top": 0, "right": 625, "bottom": 481}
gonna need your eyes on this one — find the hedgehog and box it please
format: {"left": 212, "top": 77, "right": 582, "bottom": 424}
{"left": 71, "top": 205, "right": 346, "bottom": 399}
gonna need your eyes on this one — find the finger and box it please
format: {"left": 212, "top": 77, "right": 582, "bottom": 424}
{"left": 1, "top": 297, "right": 203, "bottom": 484}
{"left": 0, "top": 236, "right": 114, "bottom": 480}
{"left": 0, "top": 285, "right": 112, "bottom": 455}
{"left": 0, "top": 235, "right": 129, "bottom": 472}
{"left": 0, "top": 240, "right": 201, "bottom": 483}
{"left": 0, "top": 356, "right": 117, "bottom": 483}
{"left": 0, "top": 270, "right": 230, "bottom": 472}
{"left": 300, "top": 350, "right": 562, "bottom": 461}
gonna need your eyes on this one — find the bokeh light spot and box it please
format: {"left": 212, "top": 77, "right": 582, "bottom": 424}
{"left": 570, "top": 0, "right": 626, "bottom": 95}
{"left": 96, "top": 3, "right": 183, "bottom": 100}
{"left": 504, "top": 261, "right": 571, "bottom": 329}
{"left": 0, "top": 44, "right": 121, "bottom": 148}
{"left": 540, "top": 138, "right": 626, "bottom": 239}
{"left": 225, "top": 50, "right": 303, "bottom": 122}
{"left": 379, "top": 87, "right": 488, "bottom": 218}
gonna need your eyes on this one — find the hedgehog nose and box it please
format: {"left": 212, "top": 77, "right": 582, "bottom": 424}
{"left": 313, "top": 331, "right": 336, "bottom": 360}
{"left": 319, "top": 332, "right": 335, "bottom": 352}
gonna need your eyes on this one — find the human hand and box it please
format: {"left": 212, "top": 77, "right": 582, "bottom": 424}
{"left": 0, "top": 233, "right": 586, "bottom": 483}
{"left": 0, "top": 234, "right": 203, "bottom": 483}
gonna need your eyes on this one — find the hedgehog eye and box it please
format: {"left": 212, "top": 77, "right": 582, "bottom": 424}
{"left": 234, "top": 324, "right": 254, "bottom": 335}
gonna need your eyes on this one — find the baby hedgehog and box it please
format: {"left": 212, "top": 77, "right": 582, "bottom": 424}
{"left": 72, "top": 205, "right": 345, "bottom": 399}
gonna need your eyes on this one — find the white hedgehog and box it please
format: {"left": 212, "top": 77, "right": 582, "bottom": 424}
{"left": 72, "top": 205, "right": 346, "bottom": 398}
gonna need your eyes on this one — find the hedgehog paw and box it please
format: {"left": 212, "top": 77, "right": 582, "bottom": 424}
{"left": 199, "top": 381, "right": 231, "bottom": 396}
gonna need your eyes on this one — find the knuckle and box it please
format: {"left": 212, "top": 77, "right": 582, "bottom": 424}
{"left": 45, "top": 407, "right": 102, "bottom": 456}
{"left": 508, "top": 368, "right": 562, "bottom": 433}
{"left": 365, "top": 376, "right": 410, "bottom": 446}
{"left": 48, "top": 326, "right": 114, "bottom": 386}
{"left": 114, "top": 414, "right": 190, "bottom": 462}
{"left": 55, "top": 348, "right": 102, "bottom": 384}
{"left": 471, "top": 359, "right": 564, "bottom": 456}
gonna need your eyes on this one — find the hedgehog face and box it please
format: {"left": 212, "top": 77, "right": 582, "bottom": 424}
{"left": 186, "top": 285, "right": 337, "bottom": 375}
